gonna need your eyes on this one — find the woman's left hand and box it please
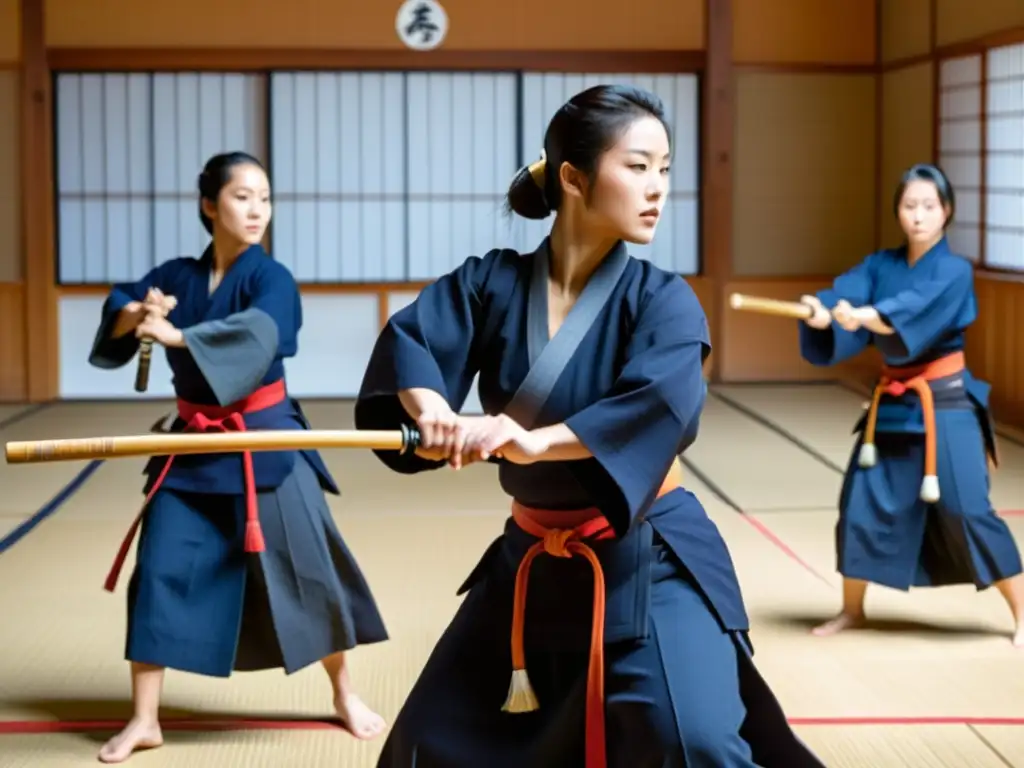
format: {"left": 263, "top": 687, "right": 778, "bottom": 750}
{"left": 457, "top": 414, "right": 550, "bottom": 466}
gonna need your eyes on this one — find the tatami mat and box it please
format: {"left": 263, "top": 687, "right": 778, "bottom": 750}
{"left": 715, "top": 382, "right": 1024, "bottom": 514}
{"left": 0, "top": 403, "right": 39, "bottom": 428}
{"left": 2, "top": 385, "right": 1024, "bottom": 766}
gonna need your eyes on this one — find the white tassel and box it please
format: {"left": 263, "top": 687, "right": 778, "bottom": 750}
{"left": 858, "top": 442, "right": 877, "bottom": 468}
{"left": 501, "top": 669, "right": 540, "bottom": 713}
{"left": 920, "top": 474, "right": 940, "bottom": 504}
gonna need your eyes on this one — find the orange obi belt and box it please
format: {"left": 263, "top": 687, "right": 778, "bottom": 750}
{"left": 859, "top": 350, "right": 965, "bottom": 504}
{"left": 501, "top": 456, "right": 684, "bottom": 768}
{"left": 102, "top": 379, "right": 287, "bottom": 593}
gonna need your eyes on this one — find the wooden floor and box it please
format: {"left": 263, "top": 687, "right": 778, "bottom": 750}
{"left": 2, "top": 383, "right": 1024, "bottom": 767}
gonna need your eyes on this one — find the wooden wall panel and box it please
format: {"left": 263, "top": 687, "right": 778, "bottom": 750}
{"left": 880, "top": 0, "right": 932, "bottom": 63}
{"left": 0, "top": 68, "right": 19, "bottom": 283}
{"left": 0, "top": 281, "right": 25, "bottom": 401}
{"left": 0, "top": 0, "right": 18, "bottom": 62}
{"left": 968, "top": 274, "right": 1024, "bottom": 428}
{"left": 733, "top": 0, "right": 875, "bottom": 64}
{"left": 935, "top": 0, "right": 1024, "bottom": 48}
{"left": 878, "top": 63, "right": 934, "bottom": 248}
{"left": 44, "top": 0, "right": 704, "bottom": 51}
{"left": 733, "top": 72, "right": 877, "bottom": 277}
{"left": 685, "top": 276, "right": 716, "bottom": 375}
{"left": 720, "top": 278, "right": 880, "bottom": 382}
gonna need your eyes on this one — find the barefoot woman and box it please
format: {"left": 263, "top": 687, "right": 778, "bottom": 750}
{"left": 88, "top": 151, "right": 389, "bottom": 762}
{"left": 799, "top": 163, "right": 1024, "bottom": 645}
{"left": 356, "top": 85, "right": 823, "bottom": 767}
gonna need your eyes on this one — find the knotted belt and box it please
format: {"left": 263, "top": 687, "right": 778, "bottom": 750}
{"left": 859, "top": 351, "right": 965, "bottom": 503}
{"left": 103, "top": 379, "right": 287, "bottom": 592}
{"left": 501, "top": 457, "right": 683, "bottom": 768}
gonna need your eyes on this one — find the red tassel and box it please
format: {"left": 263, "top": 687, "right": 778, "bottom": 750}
{"left": 245, "top": 519, "right": 265, "bottom": 553}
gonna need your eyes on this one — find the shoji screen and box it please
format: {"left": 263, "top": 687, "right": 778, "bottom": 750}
{"left": 269, "top": 71, "right": 519, "bottom": 282}
{"left": 518, "top": 73, "right": 700, "bottom": 274}
{"left": 985, "top": 42, "right": 1024, "bottom": 271}
{"left": 937, "top": 55, "right": 983, "bottom": 261}
{"left": 55, "top": 73, "right": 266, "bottom": 283}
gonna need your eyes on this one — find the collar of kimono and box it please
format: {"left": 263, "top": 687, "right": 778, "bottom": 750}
{"left": 101, "top": 379, "right": 287, "bottom": 594}
{"left": 501, "top": 457, "right": 684, "bottom": 768}
{"left": 858, "top": 351, "right": 965, "bottom": 505}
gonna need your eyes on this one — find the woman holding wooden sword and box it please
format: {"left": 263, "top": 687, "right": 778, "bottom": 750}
{"left": 795, "top": 164, "right": 1024, "bottom": 645}
{"left": 85, "top": 151, "right": 390, "bottom": 763}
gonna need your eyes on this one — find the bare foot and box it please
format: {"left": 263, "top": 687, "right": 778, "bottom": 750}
{"left": 97, "top": 718, "right": 163, "bottom": 763}
{"left": 335, "top": 693, "right": 386, "bottom": 740}
{"left": 1012, "top": 623, "right": 1024, "bottom": 648}
{"left": 811, "top": 612, "right": 865, "bottom": 637}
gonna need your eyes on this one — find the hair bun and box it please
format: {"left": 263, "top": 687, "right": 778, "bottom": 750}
{"left": 504, "top": 159, "right": 552, "bottom": 221}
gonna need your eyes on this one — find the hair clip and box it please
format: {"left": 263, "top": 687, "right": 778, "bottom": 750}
{"left": 527, "top": 150, "right": 547, "bottom": 189}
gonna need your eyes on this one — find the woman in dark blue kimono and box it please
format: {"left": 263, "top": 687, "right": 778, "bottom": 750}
{"left": 88, "top": 152, "right": 389, "bottom": 763}
{"left": 355, "top": 85, "right": 824, "bottom": 767}
{"left": 798, "top": 163, "right": 1024, "bottom": 645}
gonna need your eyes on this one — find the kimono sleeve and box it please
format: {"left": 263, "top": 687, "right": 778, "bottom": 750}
{"left": 872, "top": 254, "right": 974, "bottom": 361}
{"left": 799, "top": 254, "right": 876, "bottom": 367}
{"left": 182, "top": 261, "right": 300, "bottom": 406}
{"left": 354, "top": 251, "right": 502, "bottom": 474}
{"left": 563, "top": 277, "right": 710, "bottom": 537}
{"left": 88, "top": 260, "right": 179, "bottom": 369}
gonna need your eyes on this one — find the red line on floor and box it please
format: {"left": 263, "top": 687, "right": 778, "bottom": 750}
{"left": 3, "top": 715, "right": 1024, "bottom": 735}
{"left": 739, "top": 512, "right": 833, "bottom": 586}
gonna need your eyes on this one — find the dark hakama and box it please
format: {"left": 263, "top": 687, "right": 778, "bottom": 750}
{"left": 800, "top": 236, "right": 1023, "bottom": 591}
{"left": 357, "top": 241, "right": 823, "bottom": 767}
{"left": 90, "top": 244, "right": 388, "bottom": 677}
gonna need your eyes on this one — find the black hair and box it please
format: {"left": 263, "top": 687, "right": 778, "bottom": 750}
{"left": 504, "top": 84, "right": 671, "bottom": 220}
{"left": 893, "top": 163, "right": 956, "bottom": 227}
{"left": 197, "top": 151, "right": 267, "bottom": 234}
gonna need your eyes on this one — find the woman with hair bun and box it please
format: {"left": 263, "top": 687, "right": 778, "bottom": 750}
{"left": 357, "top": 85, "right": 823, "bottom": 767}
{"left": 88, "top": 151, "right": 389, "bottom": 763}
{"left": 799, "top": 163, "right": 1024, "bottom": 644}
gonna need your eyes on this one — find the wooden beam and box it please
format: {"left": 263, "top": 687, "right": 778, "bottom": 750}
{"left": 702, "top": 0, "right": 734, "bottom": 382}
{"left": 20, "top": 0, "right": 56, "bottom": 402}
{"left": 47, "top": 47, "right": 705, "bottom": 74}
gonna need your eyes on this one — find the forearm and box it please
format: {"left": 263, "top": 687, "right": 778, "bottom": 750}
{"left": 398, "top": 387, "right": 452, "bottom": 420}
{"left": 859, "top": 307, "right": 894, "bottom": 336}
{"left": 531, "top": 423, "right": 594, "bottom": 462}
{"left": 110, "top": 306, "right": 142, "bottom": 339}
{"left": 163, "top": 329, "right": 187, "bottom": 348}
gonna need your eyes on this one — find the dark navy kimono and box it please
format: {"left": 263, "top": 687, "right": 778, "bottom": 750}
{"left": 356, "top": 241, "right": 823, "bottom": 767}
{"left": 800, "top": 237, "right": 1023, "bottom": 591}
{"left": 89, "top": 244, "right": 388, "bottom": 678}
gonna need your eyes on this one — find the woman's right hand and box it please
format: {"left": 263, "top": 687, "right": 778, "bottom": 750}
{"left": 800, "top": 295, "right": 832, "bottom": 330}
{"left": 412, "top": 407, "right": 463, "bottom": 462}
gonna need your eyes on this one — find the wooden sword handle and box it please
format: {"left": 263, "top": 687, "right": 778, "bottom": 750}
{"left": 728, "top": 293, "right": 818, "bottom": 320}
{"left": 134, "top": 295, "right": 179, "bottom": 394}
{"left": 134, "top": 339, "right": 154, "bottom": 393}
{"left": 5, "top": 425, "right": 423, "bottom": 465}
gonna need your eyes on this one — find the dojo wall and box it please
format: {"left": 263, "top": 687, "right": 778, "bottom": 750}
{"left": 722, "top": 0, "right": 878, "bottom": 383}
{"left": 2, "top": 0, "right": 706, "bottom": 405}
{"left": 3, "top": 0, "right": 1024, "bottom": 430}
{"left": 873, "top": 0, "right": 1024, "bottom": 428}
{"left": 0, "top": 0, "right": 21, "bottom": 401}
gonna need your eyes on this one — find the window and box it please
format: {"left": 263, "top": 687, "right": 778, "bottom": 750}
{"left": 54, "top": 73, "right": 267, "bottom": 284}
{"left": 270, "top": 70, "right": 701, "bottom": 282}
{"left": 984, "top": 42, "right": 1024, "bottom": 271}
{"left": 937, "top": 55, "right": 983, "bottom": 262}
{"left": 268, "top": 71, "right": 520, "bottom": 282}
{"left": 55, "top": 68, "right": 702, "bottom": 285}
